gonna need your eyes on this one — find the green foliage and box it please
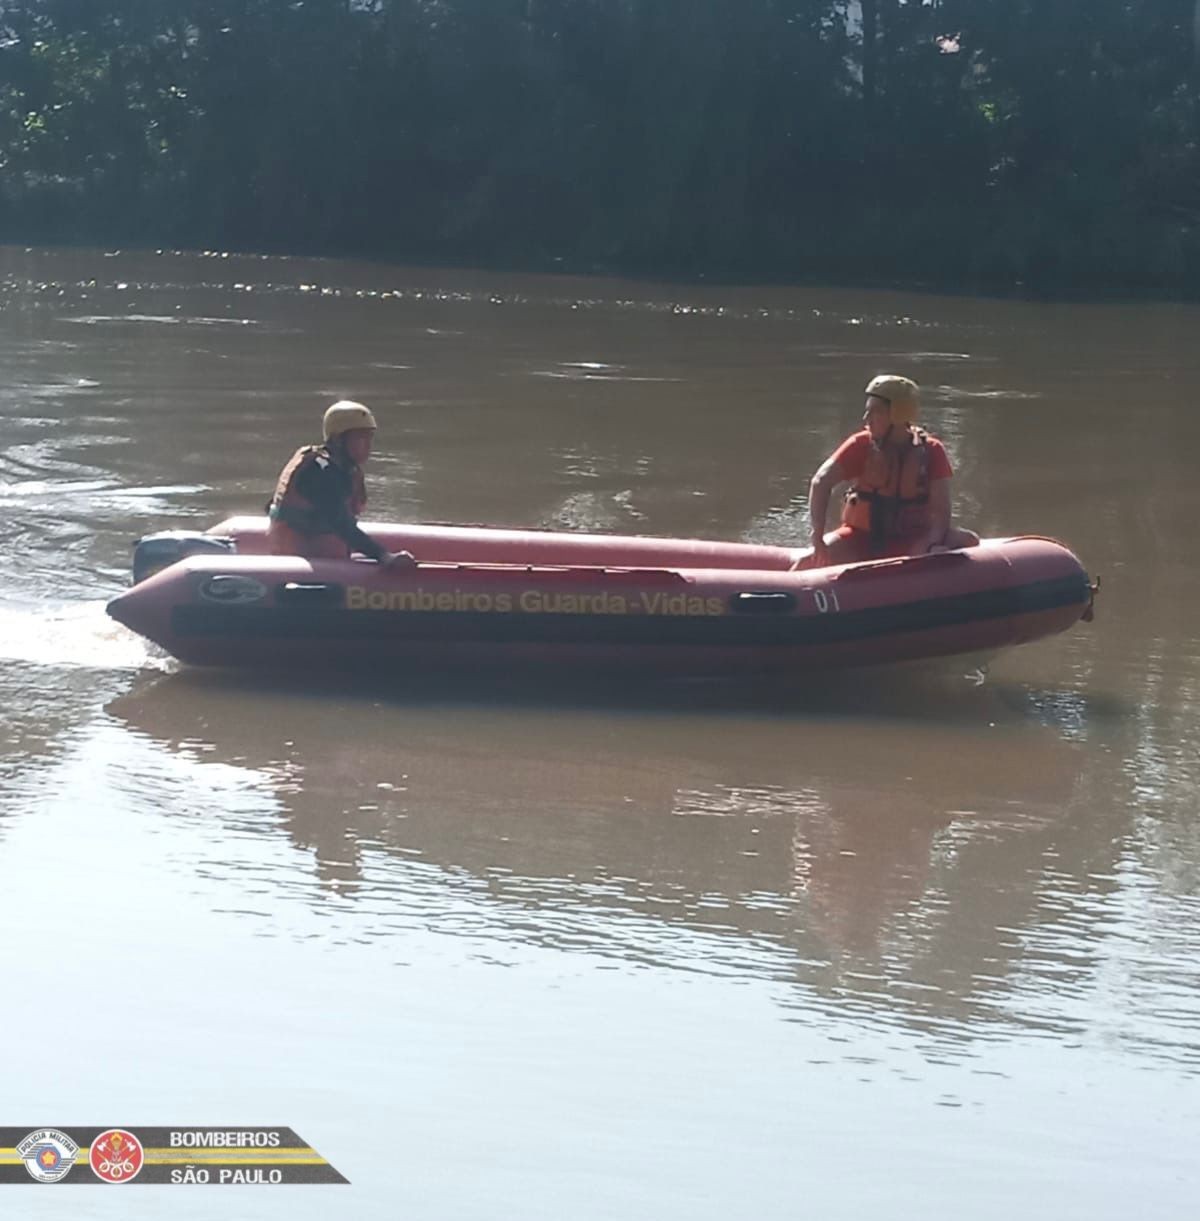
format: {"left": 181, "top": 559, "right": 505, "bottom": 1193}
{"left": 1, "top": 0, "right": 1197, "bottom": 296}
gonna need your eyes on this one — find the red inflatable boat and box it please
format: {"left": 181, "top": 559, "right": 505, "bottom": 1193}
{"left": 104, "top": 516, "right": 1095, "bottom": 672}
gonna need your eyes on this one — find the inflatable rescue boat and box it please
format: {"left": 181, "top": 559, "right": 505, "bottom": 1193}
{"left": 105, "top": 517, "right": 1095, "bottom": 673}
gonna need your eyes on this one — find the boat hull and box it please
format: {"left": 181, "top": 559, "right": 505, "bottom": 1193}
{"left": 105, "top": 521, "right": 1093, "bottom": 674}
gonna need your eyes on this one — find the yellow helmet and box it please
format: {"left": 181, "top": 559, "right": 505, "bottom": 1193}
{"left": 322, "top": 400, "right": 377, "bottom": 441}
{"left": 865, "top": 375, "right": 920, "bottom": 426}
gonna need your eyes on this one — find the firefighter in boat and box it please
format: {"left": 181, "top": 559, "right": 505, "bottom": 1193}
{"left": 801, "top": 375, "right": 979, "bottom": 569}
{"left": 267, "top": 400, "right": 414, "bottom": 566}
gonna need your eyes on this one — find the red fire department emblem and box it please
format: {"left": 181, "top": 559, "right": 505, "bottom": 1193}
{"left": 89, "top": 1129, "right": 144, "bottom": 1183}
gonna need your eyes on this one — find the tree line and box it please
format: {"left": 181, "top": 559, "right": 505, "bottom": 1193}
{"left": 1, "top": 1, "right": 1198, "bottom": 298}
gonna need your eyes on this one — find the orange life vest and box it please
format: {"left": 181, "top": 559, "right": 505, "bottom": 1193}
{"left": 265, "top": 444, "right": 367, "bottom": 558}
{"left": 841, "top": 427, "right": 932, "bottom": 546}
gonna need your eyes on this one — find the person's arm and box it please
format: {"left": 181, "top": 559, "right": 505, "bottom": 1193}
{"left": 808, "top": 456, "right": 844, "bottom": 567}
{"left": 294, "top": 460, "right": 401, "bottom": 563}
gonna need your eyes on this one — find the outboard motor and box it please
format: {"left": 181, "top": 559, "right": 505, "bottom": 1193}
{"left": 132, "top": 531, "right": 235, "bottom": 584}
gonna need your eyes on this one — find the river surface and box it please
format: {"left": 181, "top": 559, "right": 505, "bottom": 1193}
{"left": 2, "top": 246, "right": 1198, "bottom": 1217}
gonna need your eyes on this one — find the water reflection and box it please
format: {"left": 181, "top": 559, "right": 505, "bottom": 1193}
{"left": 102, "top": 670, "right": 1134, "bottom": 1056}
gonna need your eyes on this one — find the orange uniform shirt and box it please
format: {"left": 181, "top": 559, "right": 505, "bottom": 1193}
{"left": 832, "top": 429, "right": 953, "bottom": 483}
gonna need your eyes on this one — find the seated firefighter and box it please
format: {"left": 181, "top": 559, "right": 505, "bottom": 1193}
{"left": 266, "top": 400, "right": 413, "bottom": 567}
{"left": 801, "top": 375, "right": 979, "bottom": 569}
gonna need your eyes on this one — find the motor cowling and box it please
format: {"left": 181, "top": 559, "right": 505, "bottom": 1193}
{"left": 132, "top": 531, "right": 235, "bottom": 584}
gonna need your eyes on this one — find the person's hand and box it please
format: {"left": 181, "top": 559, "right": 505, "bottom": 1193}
{"left": 380, "top": 550, "right": 416, "bottom": 569}
{"left": 910, "top": 536, "right": 944, "bottom": 556}
{"left": 811, "top": 540, "right": 832, "bottom": 569}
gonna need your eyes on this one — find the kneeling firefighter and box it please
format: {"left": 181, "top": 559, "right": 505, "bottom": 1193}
{"left": 801, "top": 375, "right": 979, "bottom": 570}
{"left": 266, "top": 400, "right": 414, "bottom": 567}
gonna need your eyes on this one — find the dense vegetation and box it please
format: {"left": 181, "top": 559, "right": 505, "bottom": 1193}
{"left": 2, "top": 1, "right": 1198, "bottom": 297}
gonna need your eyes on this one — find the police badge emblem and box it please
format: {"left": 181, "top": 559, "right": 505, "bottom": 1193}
{"left": 17, "top": 1129, "right": 79, "bottom": 1183}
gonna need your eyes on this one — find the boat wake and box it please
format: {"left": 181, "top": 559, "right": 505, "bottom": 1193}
{"left": 0, "top": 600, "right": 172, "bottom": 671}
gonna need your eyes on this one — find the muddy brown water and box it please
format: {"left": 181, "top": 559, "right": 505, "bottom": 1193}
{"left": 2, "top": 246, "right": 1197, "bottom": 1217}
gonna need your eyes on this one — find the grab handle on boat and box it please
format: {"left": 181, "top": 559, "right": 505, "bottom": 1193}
{"left": 277, "top": 582, "right": 344, "bottom": 606}
{"left": 834, "top": 549, "right": 971, "bottom": 581}
{"left": 731, "top": 591, "right": 796, "bottom": 614}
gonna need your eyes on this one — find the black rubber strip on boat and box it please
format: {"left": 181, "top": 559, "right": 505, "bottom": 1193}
{"left": 170, "top": 572, "right": 1091, "bottom": 648}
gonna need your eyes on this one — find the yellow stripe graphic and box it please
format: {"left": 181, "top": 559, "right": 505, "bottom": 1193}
{"left": 2, "top": 1147, "right": 330, "bottom": 1166}
{"left": 144, "top": 1149, "right": 328, "bottom": 1165}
